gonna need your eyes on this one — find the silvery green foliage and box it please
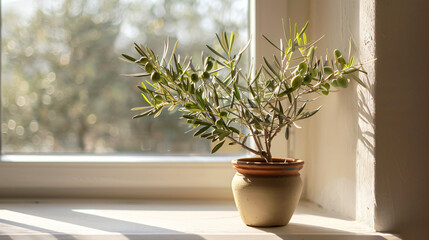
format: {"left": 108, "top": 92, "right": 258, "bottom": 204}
{"left": 122, "top": 21, "right": 367, "bottom": 162}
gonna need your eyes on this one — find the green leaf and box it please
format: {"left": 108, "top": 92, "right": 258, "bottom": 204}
{"left": 308, "top": 46, "right": 315, "bottom": 65}
{"left": 182, "top": 115, "right": 195, "bottom": 120}
{"left": 229, "top": 127, "right": 240, "bottom": 134}
{"left": 223, "top": 32, "right": 229, "bottom": 52}
{"left": 297, "top": 21, "right": 309, "bottom": 39}
{"left": 262, "top": 66, "right": 275, "bottom": 80}
{"left": 212, "top": 88, "right": 219, "bottom": 107}
{"left": 343, "top": 68, "right": 359, "bottom": 74}
{"left": 233, "top": 83, "right": 241, "bottom": 100}
{"left": 299, "top": 106, "right": 321, "bottom": 120}
{"left": 200, "top": 132, "right": 212, "bottom": 138}
{"left": 141, "top": 93, "right": 153, "bottom": 107}
{"left": 145, "top": 80, "right": 156, "bottom": 89}
{"left": 337, "top": 76, "right": 349, "bottom": 88}
{"left": 324, "top": 67, "right": 333, "bottom": 74}
{"left": 134, "top": 43, "right": 146, "bottom": 56}
{"left": 312, "top": 68, "right": 318, "bottom": 77}
{"left": 296, "top": 102, "right": 307, "bottom": 116}
{"left": 121, "top": 54, "right": 137, "bottom": 62}
{"left": 132, "top": 109, "right": 154, "bottom": 119}
{"left": 279, "top": 101, "right": 284, "bottom": 114}
{"left": 211, "top": 140, "right": 225, "bottom": 153}
{"left": 334, "top": 49, "right": 342, "bottom": 58}
{"left": 278, "top": 87, "right": 294, "bottom": 97}
{"left": 247, "top": 98, "right": 257, "bottom": 108}
{"left": 194, "top": 125, "right": 211, "bottom": 137}
{"left": 323, "top": 83, "right": 331, "bottom": 90}
{"left": 262, "top": 35, "right": 282, "bottom": 52}
{"left": 282, "top": 19, "right": 289, "bottom": 43}
{"left": 350, "top": 74, "right": 368, "bottom": 88}
{"left": 121, "top": 73, "right": 150, "bottom": 77}
{"left": 228, "top": 32, "right": 235, "bottom": 53}
{"left": 214, "top": 76, "right": 232, "bottom": 95}
{"left": 285, "top": 125, "right": 290, "bottom": 140}
{"left": 263, "top": 57, "right": 280, "bottom": 79}
{"left": 241, "top": 135, "right": 249, "bottom": 144}
{"left": 216, "top": 33, "right": 229, "bottom": 54}
{"left": 273, "top": 55, "right": 281, "bottom": 69}
{"left": 131, "top": 106, "right": 152, "bottom": 111}
{"left": 137, "top": 85, "right": 148, "bottom": 94}
{"left": 168, "top": 40, "right": 179, "bottom": 66}
{"left": 184, "top": 103, "right": 201, "bottom": 112}
{"left": 193, "top": 119, "right": 212, "bottom": 126}
{"left": 223, "top": 32, "right": 229, "bottom": 47}
{"left": 196, "top": 90, "right": 205, "bottom": 108}
{"left": 253, "top": 67, "right": 263, "bottom": 85}
{"left": 206, "top": 45, "right": 228, "bottom": 61}
{"left": 218, "top": 131, "right": 230, "bottom": 141}
{"left": 153, "top": 107, "right": 163, "bottom": 118}
{"left": 249, "top": 85, "right": 257, "bottom": 97}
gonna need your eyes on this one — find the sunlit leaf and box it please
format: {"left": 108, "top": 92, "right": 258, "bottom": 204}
{"left": 211, "top": 140, "right": 225, "bottom": 153}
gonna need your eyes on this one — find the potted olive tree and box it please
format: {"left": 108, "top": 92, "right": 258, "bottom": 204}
{"left": 121, "top": 22, "right": 366, "bottom": 227}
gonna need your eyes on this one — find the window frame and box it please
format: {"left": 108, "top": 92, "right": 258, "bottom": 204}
{"left": 0, "top": 155, "right": 241, "bottom": 199}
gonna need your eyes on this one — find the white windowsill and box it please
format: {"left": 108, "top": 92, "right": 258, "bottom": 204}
{"left": 0, "top": 199, "right": 400, "bottom": 240}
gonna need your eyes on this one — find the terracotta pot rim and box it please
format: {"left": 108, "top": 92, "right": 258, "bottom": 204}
{"left": 232, "top": 157, "right": 304, "bottom": 176}
{"left": 232, "top": 157, "right": 304, "bottom": 166}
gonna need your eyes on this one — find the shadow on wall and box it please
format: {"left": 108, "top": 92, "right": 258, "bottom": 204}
{"left": 357, "top": 74, "right": 375, "bottom": 157}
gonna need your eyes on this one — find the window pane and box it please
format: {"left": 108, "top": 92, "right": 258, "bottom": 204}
{"left": 1, "top": 0, "right": 248, "bottom": 154}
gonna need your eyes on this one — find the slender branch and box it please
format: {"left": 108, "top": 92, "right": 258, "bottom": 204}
{"left": 227, "top": 136, "right": 261, "bottom": 156}
{"left": 242, "top": 113, "right": 264, "bottom": 154}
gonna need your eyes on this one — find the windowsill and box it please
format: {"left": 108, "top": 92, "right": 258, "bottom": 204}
{"left": 0, "top": 199, "right": 400, "bottom": 240}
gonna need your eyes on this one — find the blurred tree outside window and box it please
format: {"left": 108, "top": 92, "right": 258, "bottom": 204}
{"left": 1, "top": 0, "right": 248, "bottom": 154}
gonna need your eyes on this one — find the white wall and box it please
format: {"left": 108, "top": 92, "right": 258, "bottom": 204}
{"left": 373, "top": 1, "right": 429, "bottom": 239}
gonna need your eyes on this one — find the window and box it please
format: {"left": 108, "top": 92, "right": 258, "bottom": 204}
{"left": 1, "top": 0, "right": 248, "bottom": 155}
{"left": 0, "top": 0, "right": 250, "bottom": 199}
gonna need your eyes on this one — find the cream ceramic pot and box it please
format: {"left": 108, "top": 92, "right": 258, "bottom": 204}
{"left": 231, "top": 157, "right": 304, "bottom": 227}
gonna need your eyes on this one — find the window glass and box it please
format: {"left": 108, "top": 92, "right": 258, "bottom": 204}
{"left": 1, "top": 0, "right": 248, "bottom": 154}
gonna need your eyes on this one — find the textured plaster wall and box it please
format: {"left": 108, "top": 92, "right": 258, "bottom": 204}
{"left": 373, "top": 0, "right": 429, "bottom": 239}
{"left": 357, "top": 0, "right": 376, "bottom": 229}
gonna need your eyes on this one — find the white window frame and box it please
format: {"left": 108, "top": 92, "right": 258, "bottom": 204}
{"left": 0, "top": 155, "right": 242, "bottom": 199}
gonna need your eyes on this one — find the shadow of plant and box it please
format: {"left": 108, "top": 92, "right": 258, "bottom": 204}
{"left": 254, "top": 222, "right": 392, "bottom": 240}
